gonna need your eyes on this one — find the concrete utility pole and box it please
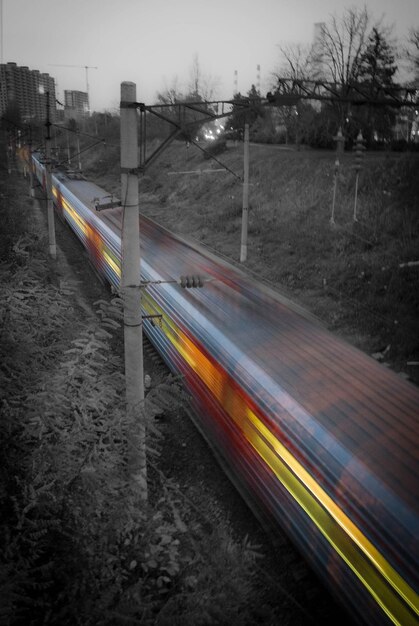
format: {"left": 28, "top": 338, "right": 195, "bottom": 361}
{"left": 45, "top": 91, "right": 57, "bottom": 259}
{"left": 76, "top": 128, "right": 82, "bottom": 171}
{"left": 27, "top": 126, "right": 34, "bottom": 197}
{"left": 120, "top": 81, "right": 147, "bottom": 503}
{"left": 66, "top": 129, "right": 71, "bottom": 165}
{"left": 6, "top": 133, "right": 12, "bottom": 175}
{"left": 330, "top": 128, "right": 345, "bottom": 225}
{"left": 330, "top": 157, "right": 339, "bottom": 225}
{"left": 240, "top": 122, "right": 250, "bottom": 262}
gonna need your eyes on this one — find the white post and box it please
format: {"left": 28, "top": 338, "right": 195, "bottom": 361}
{"left": 66, "top": 130, "right": 71, "bottom": 165}
{"left": 76, "top": 129, "right": 82, "bottom": 171}
{"left": 240, "top": 122, "right": 249, "bottom": 262}
{"left": 120, "top": 81, "right": 147, "bottom": 503}
{"left": 330, "top": 157, "right": 339, "bottom": 225}
{"left": 353, "top": 172, "right": 360, "bottom": 222}
{"left": 45, "top": 92, "right": 57, "bottom": 259}
{"left": 28, "top": 129, "right": 34, "bottom": 197}
{"left": 7, "top": 134, "right": 11, "bottom": 174}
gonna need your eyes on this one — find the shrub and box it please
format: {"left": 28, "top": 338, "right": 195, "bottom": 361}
{"left": 0, "top": 150, "right": 262, "bottom": 624}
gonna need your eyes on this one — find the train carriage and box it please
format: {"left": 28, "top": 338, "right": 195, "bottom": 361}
{"left": 31, "top": 153, "right": 419, "bottom": 626}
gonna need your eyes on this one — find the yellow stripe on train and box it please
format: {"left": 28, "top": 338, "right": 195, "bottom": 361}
{"left": 61, "top": 197, "right": 87, "bottom": 236}
{"left": 158, "top": 309, "right": 418, "bottom": 626}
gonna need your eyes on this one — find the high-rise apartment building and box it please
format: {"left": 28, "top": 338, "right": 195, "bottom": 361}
{"left": 64, "top": 90, "right": 89, "bottom": 120}
{"left": 0, "top": 62, "right": 57, "bottom": 121}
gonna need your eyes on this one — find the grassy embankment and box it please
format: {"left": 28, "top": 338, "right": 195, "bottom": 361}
{"left": 84, "top": 140, "right": 419, "bottom": 376}
{"left": 0, "top": 146, "right": 267, "bottom": 625}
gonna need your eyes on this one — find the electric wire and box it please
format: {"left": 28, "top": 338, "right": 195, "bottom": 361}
{"left": 50, "top": 121, "right": 119, "bottom": 147}
{"left": 188, "top": 137, "right": 242, "bottom": 181}
{"left": 43, "top": 139, "right": 109, "bottom": 170}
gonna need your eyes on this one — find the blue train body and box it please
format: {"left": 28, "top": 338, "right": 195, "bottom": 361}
{"left": 31, "top": 153, "right": 419, "bottom": 626}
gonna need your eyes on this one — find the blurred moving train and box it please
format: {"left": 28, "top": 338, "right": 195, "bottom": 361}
{"left": 30, "top": 152, "right": 419, "bottom": 625}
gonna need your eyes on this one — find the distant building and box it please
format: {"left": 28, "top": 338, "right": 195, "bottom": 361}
{"left": 64, "top": 90, "right": 89, "bottom": 120}
{"left": 0, "top": 62, "right": 57, "bottom": 121}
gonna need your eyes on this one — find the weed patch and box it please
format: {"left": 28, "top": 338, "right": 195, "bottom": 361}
{"left": 0, "top": 148, "right": 263, "bottom": 625}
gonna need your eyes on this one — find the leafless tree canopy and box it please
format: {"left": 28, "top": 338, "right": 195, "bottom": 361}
{"left": 406, "top": 28, "right": 419, "bottom": 80}
{"left": 318, "top": 7, "right": 371, "bottom": 86}
{"left": 273, "top": 7, "right": 396, "bottom": 90}
{"left": 273, "top": 43, "right": 321, "bottom": 82}
{"left": 156, "top": 76, "right": 183, "bottom": 105}
{"left": 187, "top": 53, "right": 219, "bottom": 101}
{"left": 156, "top": 55, "right": 219, "bottom": 105}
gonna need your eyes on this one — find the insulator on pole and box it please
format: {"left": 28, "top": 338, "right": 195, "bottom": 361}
{"left": 180, "top": 275, "right": 204, "bottom": 288}
{"left": 353, "top": 131, "right": 366, "bottom": 171}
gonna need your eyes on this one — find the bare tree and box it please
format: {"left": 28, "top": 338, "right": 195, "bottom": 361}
{"left": 187, "top": 53, "right": 219, "bottom": 101}
{"left": 156, "top": 56, "right": 219, "bottom": 105}
{"left": 273, "top": 42, "right": 320, "bottom": 83}
{"left": 154, "top": 58, "right": 219, "bottom": 142}
{"left": 156, "top": 76, "right": 184, "bottom": 105}
{"left": 313, "top": 7, "right": 377, "bottom": 130}
{"left": 318, "top": 6, "right": 371, "bottom": 86}
{"left": 406, "top": 28, "right": 419, "bottom": 82}
{"left": 188, "top": 54, "right": 202, "bottom": 99}
{"left": 270, "top": 44, "right": 320, "bottom": 147}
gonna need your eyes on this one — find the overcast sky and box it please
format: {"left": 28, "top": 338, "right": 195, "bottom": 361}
{"left": 2, "top": 0, "right": 418, "bottom": 112}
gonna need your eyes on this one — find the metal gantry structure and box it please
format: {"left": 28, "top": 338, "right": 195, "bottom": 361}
{"left": 268, "top": 78, "right": 419, "bottom": 108}
{"left": 136, "top": 79, "right": 418, "bottom": 173}
{"left": 137, "top": 98, "right": 245, "bottom": 173}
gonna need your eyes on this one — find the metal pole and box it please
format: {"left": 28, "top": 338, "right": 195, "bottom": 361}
{"left": 76, "top": 129, "right": 82, "bottom": 171}
{"left": 120, "top": 81, "right": 147, "bottom": 503}
{"left": 330, "top": 158, "right": 339, "bottom": 225}
{"left": 45, "top": 92, "right": 57, "bottom": 259}
{"left": 28, "top": 126, "right": 34, "bottom": 197}
{"left": 7, "top": 133, "right": 12, "bottom": 174}
{"left": 85, "top": 66, "right": 90, "bottom": 116}
{"left": 53, "top": 126, "right": 58, "bottom": 159}
{"left": 240, "top": 122, "right": 249, "bottom": 262}
{"left": 353, "top": 171, "right": 360, "bottom": 222}
{"left": 66, "top": 130, "right": 71, "bottom": 165}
